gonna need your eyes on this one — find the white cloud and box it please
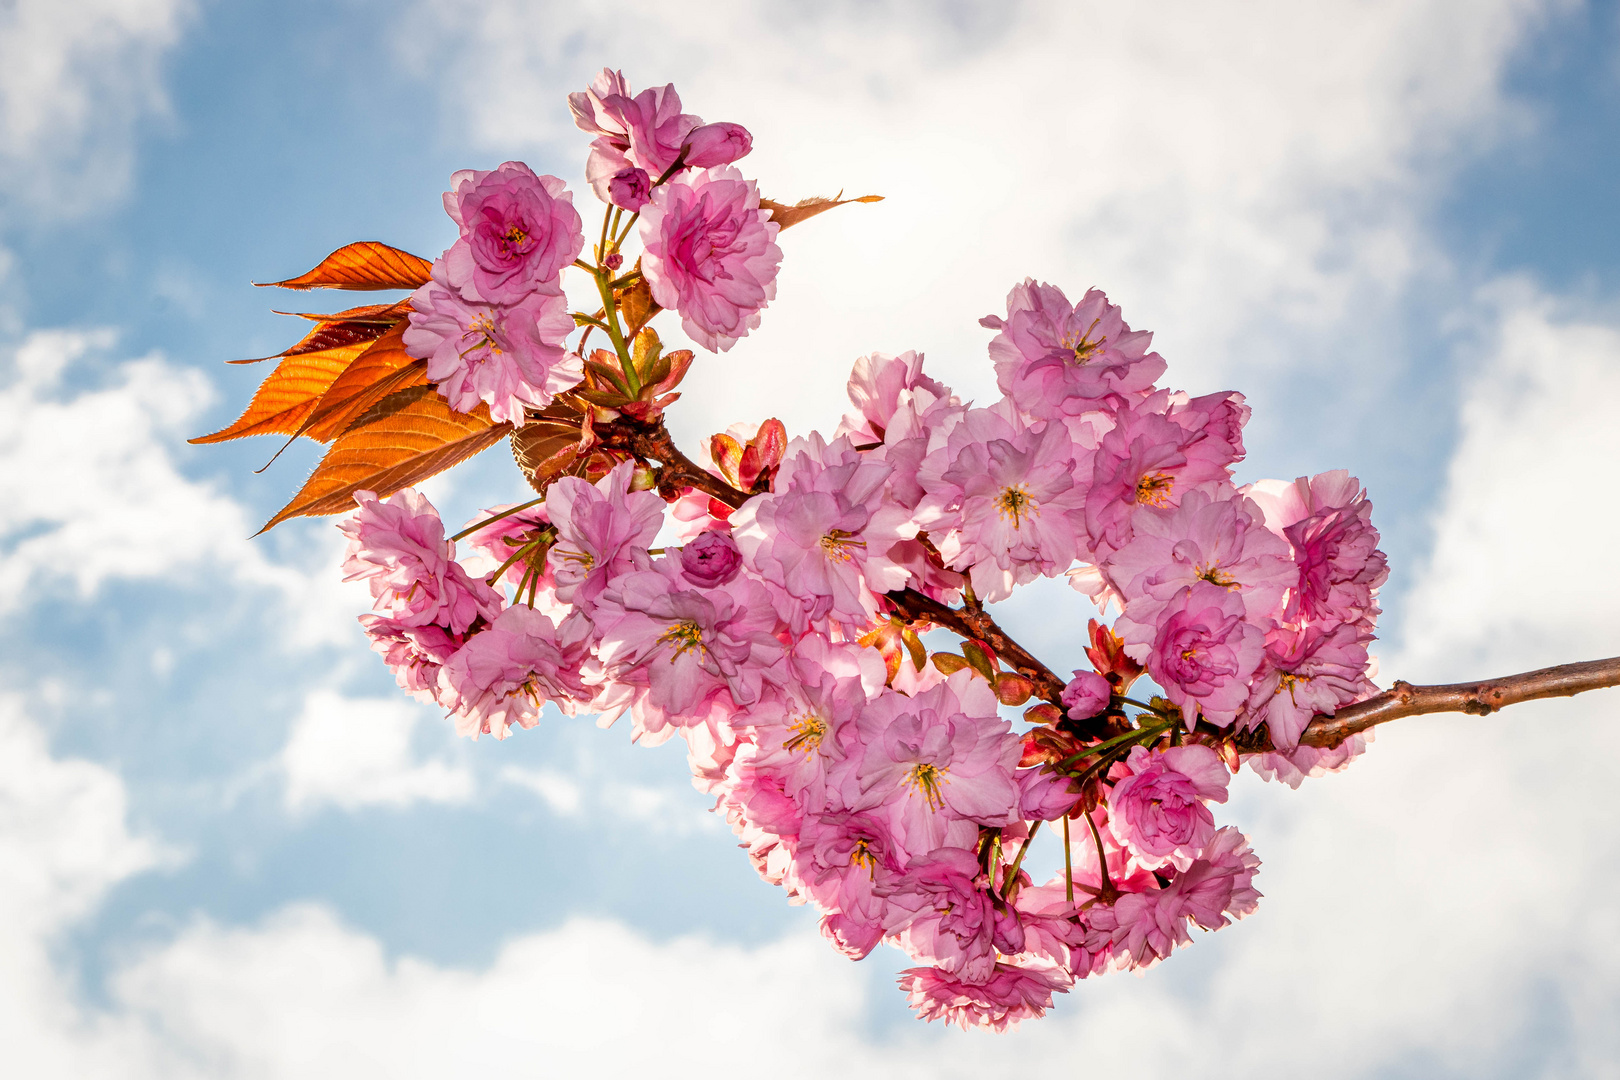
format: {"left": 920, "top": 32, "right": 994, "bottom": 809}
{"left": 0, "top": 330, "right": 361, "bottom": 645}
{"left": 400, "top": 0, "right": 1560, "bottom": 450}
{"left": 0, "top": 0, "right": 191, "bottom": 217}
{"left": 281, "top": 690, "right": 474, "bottom": 812}
{"left": 497, "top": 765, "right": 582, "bottom": 815}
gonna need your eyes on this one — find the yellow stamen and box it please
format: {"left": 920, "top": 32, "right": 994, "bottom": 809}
{"left": 658, "top": 619, "right": 707, "bottom": 660}
{"left": 1135, "top": 472, "right": 1173, "bottom": 507}
{"left": 1196, "top": 563, "right": 1238, "bottom": 588}
{"left": 783, "top": 712, "right": 828, "bottom": 754}
{"left": 907, "top": 762, "right": 950, "bottom": 811}
{"left": 996, "top": 484, "right": 1038, "bottom": 527}
{"left": 1060, "top": 317, "right": 1107, "bottom": 365}
{"left": 819, "top": 529, "right": 867, "bottom": 563}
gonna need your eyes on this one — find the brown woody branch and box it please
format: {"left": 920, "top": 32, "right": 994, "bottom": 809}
{"left": 597, "top": 419, "right": 751, "bottom": 509}
{"left": 1292, "top": 655, "right": 1620, "bottom": 749}
{"left": 885, "top": 587, "right": 1068, "bottom": 707}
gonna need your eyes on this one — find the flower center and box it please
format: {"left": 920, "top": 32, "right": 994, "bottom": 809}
{"left": 1196, "top": 562, "right": 1237, "bottom": 588}
{"left": 1060, "top": 317, "right": 1106, "bottom": 365}
{"left": 552, "top": 547, "right": 594, "bottom": 571}
{"left": 1276, "top": 671, "right": 1305, "bottom": 704}
{"left": 850, "top": 837, "right": 877, "bottom": 877}
{"left": 502, "top": 224, "right": 529, "bottom": 253}
{"left": 1135, "top": 472, "right": 1174, "bottom": 507}
{"left": 464, "top": 313, "right": 504, "bottom": 360}
{"left": 996, "top": 484, "right": 1038, "bottom": 527}
{"left": 819, "top": 529, "right": 866, "bottom": 563}
{"left": 907, "top": 762, "right": 950, "bottom": 811}
{"left": 783, "top": 711, "right": 828, "bottom": 754}
{"left": 658, "top": 619, "right": 707, "bottom": 659}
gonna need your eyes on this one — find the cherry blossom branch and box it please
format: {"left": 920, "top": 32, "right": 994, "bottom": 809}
{"left": 885, "top": 587, "right": 1068, "bottom": 707}
{"left": 598, "top": 418, "right": 752, "bottom": 509}
{"left": 1288, "top": 655, "right": 1620, "bottom": 749}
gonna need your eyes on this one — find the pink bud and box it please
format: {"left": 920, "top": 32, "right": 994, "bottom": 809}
{"left": 604, "top": 252, "right": 624, "bottom": 271}
{"left": 608, "top": 166, "right": 651, "bottom": 211}
{"left": 679, "top": 528, "right": 742, "bottom": 586}
{"left": 1061, "top": 670, "right": 1112, "bottom": 721}
{"left": 683, "top": 122, "right": 753, "bottom": 168}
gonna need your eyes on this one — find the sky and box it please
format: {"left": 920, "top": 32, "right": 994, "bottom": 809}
{"left": 3, "top": 0, "right": 1620, "bottom": 1075}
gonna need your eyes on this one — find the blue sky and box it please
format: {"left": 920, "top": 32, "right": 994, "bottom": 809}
{"left": 4, "top": 1, "right": 1620, "bottom": 1075}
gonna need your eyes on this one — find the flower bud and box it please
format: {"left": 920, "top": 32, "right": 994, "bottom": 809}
{"left": 679, "top": 528, "right": 742, "bottom": 586}
{"left": 1061, "top": 670, "right": 1112, "bottom": 721}
{"left": 608, "top": 166, "right": 651, "bottom": 211}
{"left": 683, "top": 122, "right": 753, "bottom": 168}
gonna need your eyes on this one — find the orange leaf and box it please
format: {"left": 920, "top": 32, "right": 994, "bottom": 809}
{"left": 189, "top": 340, "right": 375, "bottom": 444}
{"left": 760, "top": 192, "right": 883, "bottom": 231}
{"left": 511, "top": 408, "right": 591, "bottom": 494}
{"left": 294, "top": 324, "right": 427, "bottom": 443}
{"left": 260, "top": 394, "right": 512, "bottom": 532}
{"left": 618, "top": 277, "right": 661, "bottom": 336}
{"left": 257, "top": 242, "right": 434, "bottom": 291}
{"left": 232, "top": 301, "right": 410, "bottom": 364}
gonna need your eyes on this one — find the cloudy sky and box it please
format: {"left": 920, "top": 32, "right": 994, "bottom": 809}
{"left": 4, "top": 0, "right": 1620, "bottom": 1074}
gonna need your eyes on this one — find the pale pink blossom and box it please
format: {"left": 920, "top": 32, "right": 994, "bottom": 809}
{"left": 731, "top": 433, "right": 916, "bottom": 632}
{"left": 339, "top": 488, "right": 501, "bottom": 634}
{"left": 406, "top": 264, "right": 582, "bottom": 423}
{"left": 1107, "top": 744, "right": 1229, "bottom": 870}
{"left": 834, "top": 350, "right": 949, "bottom": 447}
{"left": 899, "top": 962, "right": 1072, "bottom": 1032}
{"left": 1248, "top": 470, "right": 1388, "bottom": 631}
{"left": 844, "top": 673, "right": 1020, "bottom": 856}
{"left": 1012, "top": 883, "right": 1109, "bottom": 977}
{"left": 639, "top": 165, "right": 782, "bottom": 352}
{"left": 543, "top": 463, "right": 666, "bottom": 611}
{"left": 441, "top": 162, "right": 582, "bottom": 303}
{"left": 438, "top": 606, "right": 593, "bottom": 739}
{"left": 915, "top": 404, "right": 1085, "bottom": 602}
{"left": 1247, "top": 733, "right": 1370, "bottom": 788}
{"left": 983, "top": 280, "right": 1166, "bottom": 419}
{"left": 1120, "top": 581, "right": 1265, "bottom": 728}
{"left": 1107, "top": 489, "right": 1294, "bottom": 627}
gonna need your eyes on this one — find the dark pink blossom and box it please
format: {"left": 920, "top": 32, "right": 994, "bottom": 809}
{"left": 1107, "top": 744, "right": 1229, "bottom": 870}
{"left": 1016, "top": 767, "right": 1082, "bottom": 821}
{"left": 682, "top": 121, "right": 753, "bottom": 168}
{"left": 441, "top": 162, "right": 582, "bottom": 303}
{"left": 339, "top": 488, "right": 501, "bottom": 635}
{"left": 569, "top": 70, "right": 698, "bottom": 198}
{"left": 606, "top": 167, "right": 651, "bottom": 212}
{"left": 1062, "top": 669, "right": 1112, "bottom": 720}
{"left": 1121, "top": 581, "right": 1265, "bottom": 728}
{"left": 881, "top": 847, "right": 1012, "bottom": 982}
{"left": 678, "top": 528, "right": 742, "bottom": 587}
{"left": 639, "top": 165, "right": 782, "bottom": 352}
{"left": 795, "top": 809, "right": 903, "bottom": 960}
{"left": 405, "top": 264, "right": 581, "bottom": 424}
{"left": 438, "top": 606, "right": 593, "bottom": 739}
{"left": 899, "top": 962, "right": 1072, "bottom": 1032}
{"left": 984, "top": 280, "right": 1166, "bottom": 419}
{"left": 1248, "top": 470, "right": 1388, "bottom": 632}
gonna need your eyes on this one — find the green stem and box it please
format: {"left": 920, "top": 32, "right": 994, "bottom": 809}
{"left": 592, "top": 268, "right": 637, "bottom": 394}
{"left": 1085, "top": 809, "right": 1114, "bottom": 899}
{"left": 1001, "top": 820, "right": 1041, "bottom": 899}
{"left": 1063, "top": 815, "right": 1074, "bottom": 903}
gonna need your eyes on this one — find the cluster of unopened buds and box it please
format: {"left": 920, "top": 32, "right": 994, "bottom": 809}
{"left": 212, "top": 70, "right": 1390, "bottom": 1030}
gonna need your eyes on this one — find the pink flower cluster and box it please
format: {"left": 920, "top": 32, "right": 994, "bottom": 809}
{"left": 341, "top": 75, "right": 1389, "bottom": 1031}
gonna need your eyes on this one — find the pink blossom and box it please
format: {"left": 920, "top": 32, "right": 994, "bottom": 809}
{"left": 678, "top": 528, "right": 743, "bottom": 587}
{"left": 440, "top": 162, "right": 583, "bottom": 303}
{"left": 881, "top": 847, "right": 1012, "bottom": 982}
{"left": 1107, "top": 744, "right": 1229, "bottom": 870}
{"left": 1085, "top": 392, "right": 1243, "bottom": 558}
{"left": 339, "top": 488, "right": 501, "bottom": 634}
{"left": 1091, "top": 826, "right": 1261, "bottom": 969}
{"left": 1062, "top": 669, "right": 1112, "bottom": 720}
{"left": 1120, "top": 581, "right": 1265, "bottom": 728}
{"left": 844, "top": 673, "right": 1020, "bottom": 856}
{"left": 438, "top": 606, "right": 593, "bottom": 739}
{"left": 592, "top": 562, "right": 784, "bottom": 725}
{"left": 1012, "top": 883, "right": 1109, "bottom": 976}
{"left": 731, "top": 433, "right": 915, "bottom": 631}
{"left": 639, "top": 165, "right": 782, "bottom": 352}
{"left": 359, "top": 616, "right": 464, "bottom": 705}
{"left": 682, "top": 121, "right": 753, "bottom": 168}
{"left": 1247, "top": 733, "right": 1370, "bottom": 788}
{"left": 835, "top": 350, "right": 949, "bottom": 447}
{"left": 899, "top": 962, "right": 1071, "bottom": 1031}
{"left": 1245, "top": 622, "right": 1377, "bottom": 748}
{"left": 568, "top": 71, "right": 750, "bottom": 200}
{"left": 983, "top": 280, "right": 1166, "bottom": 419}
{"left": 1017, "top": 767, "right": 1082, "bottom": 821}
{"left": 915, "top": 404, "right": 1086, "bottom": 602}
{"left": 405, "top": 265, "right": 582, "bottom": 424}
{"left": 1107, "top": 489, "right": 1294, "bottom": 627}
{"left": 543, "top": 462, "right": 667, "bottom": 612}
{"left": 1248, "top": 470, "right": 1388, "bottom": 631}
{"left": 795, "top": 809, "right": 903, "bottom": 960}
